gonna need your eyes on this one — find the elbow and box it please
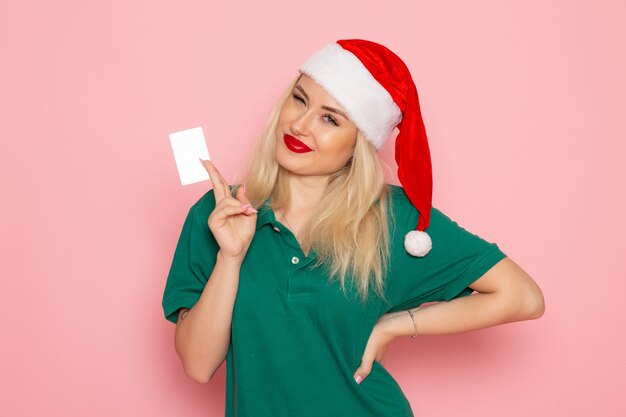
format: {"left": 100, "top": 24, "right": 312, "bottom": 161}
{"left": 175, "top": 339, "right": 219, "bottom": 384}
{"left": 519, "top": 282, "right": 545, "bottom": 320}
{"left": 498, "top": 278, "right": 545, "bottom": 322}
{"left": 183, "top": 363, "right": 216, "bottom": 384}
{"left": 176, "top": 346, "right": 217, "bottom": 384}
{"left": 527, "top": 289, "right": 545, "bottom": 319}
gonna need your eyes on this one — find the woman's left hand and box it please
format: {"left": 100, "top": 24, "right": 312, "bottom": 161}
{"left": 353, "top": 313, "right": 402, "bottom": 384}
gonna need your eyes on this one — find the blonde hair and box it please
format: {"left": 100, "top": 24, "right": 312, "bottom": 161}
{"left": 237, "top": 74, "right": 394, "bottom": 304}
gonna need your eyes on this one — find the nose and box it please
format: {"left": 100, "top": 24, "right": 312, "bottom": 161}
{"left": 290, "top": 109, "right": 313, "bottom": 136}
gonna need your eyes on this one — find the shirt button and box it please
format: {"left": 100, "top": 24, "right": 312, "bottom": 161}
{"left": 291, "top": 256, "right": 300, "bottom": 265}
{"left": 273, "top": 226, "right": 280, "bottom": 232}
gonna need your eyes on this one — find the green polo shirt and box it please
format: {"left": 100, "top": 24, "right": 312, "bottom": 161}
{"left": 162, "top": 184, "right": 507, "bottom": 417}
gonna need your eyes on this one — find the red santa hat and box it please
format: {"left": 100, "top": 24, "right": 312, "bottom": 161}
{"left": 298, "top": 39, "right": 433, "bottom": 257}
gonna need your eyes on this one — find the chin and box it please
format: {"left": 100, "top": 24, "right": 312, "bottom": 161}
{"left": 276, "top": 156, "right": 305, "bottom": 176}
{"left": 275, "top": 147, "right": 305, "bottom": 172}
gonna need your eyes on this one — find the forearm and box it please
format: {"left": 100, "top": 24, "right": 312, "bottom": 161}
{"left": 381, "top": 257, "right": 545, "bottom": 338}
{"left": 382, "top": 291, "right": 542, "bottom": 338}
{"left": 174, "top": 251, "right": 242, "bottom": 383}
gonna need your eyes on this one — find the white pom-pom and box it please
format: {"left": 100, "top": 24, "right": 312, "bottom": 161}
{"left": 404, "top": 230, "right": 432, "bottom": 257}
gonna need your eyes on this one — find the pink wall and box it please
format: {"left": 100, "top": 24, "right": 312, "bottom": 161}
{"left": 1, "top": 1, "right": 624, "bottom": 416}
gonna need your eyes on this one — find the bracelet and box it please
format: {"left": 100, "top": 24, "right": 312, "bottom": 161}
{"left": 407, "top": 309, "right": 417, "bottom": 339}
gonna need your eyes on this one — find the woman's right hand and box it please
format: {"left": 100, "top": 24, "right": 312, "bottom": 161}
{"left": 200, "top": 159, "right": 258, "bottom": 262}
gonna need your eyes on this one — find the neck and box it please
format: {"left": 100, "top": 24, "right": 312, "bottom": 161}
{"left": 285, "top": 172, "right": 328, "bottom": 211}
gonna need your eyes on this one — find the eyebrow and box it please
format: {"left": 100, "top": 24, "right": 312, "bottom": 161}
{"left": 294, "top": 84, "right": 349, "bottom": 120}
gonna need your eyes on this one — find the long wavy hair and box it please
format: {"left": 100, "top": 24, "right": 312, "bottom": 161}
{"left": 236, "top": 73, "right": 394, "bottom": 304}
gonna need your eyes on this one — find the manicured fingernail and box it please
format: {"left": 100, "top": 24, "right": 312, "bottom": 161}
{"left": 240, "top": 204, "right": 257, "bottom": 214}
{"left": 243, "top": 183, "right": 247, "bottom": 192}
{"left": 354, "top": 375, "right": 362, "bottom": 384}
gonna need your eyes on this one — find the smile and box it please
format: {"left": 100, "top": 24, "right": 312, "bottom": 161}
{"left": 284, "top": 134, "right": 313, "bottom": 153}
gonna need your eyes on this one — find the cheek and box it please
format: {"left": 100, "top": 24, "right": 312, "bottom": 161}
{"left": 315, "top": 137, "right": 355, "bottom": 167}
{"left": 277, "top": 101, "right": 299, "bottom": 124}
{"left": 323, "top": 132, "right": 356, "bottom": 155}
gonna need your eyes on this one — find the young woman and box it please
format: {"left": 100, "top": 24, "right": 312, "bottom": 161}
{"left": 162, "top": 39, "right": 544, "bottom": 417}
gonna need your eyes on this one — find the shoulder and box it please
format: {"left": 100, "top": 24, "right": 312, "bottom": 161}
{"left": 188, "top": 185, "right": 244, "bottom": 219}
{"left": 193, "top": 188, "right": 217, "bottom": 211}
{"left": 383, "top": 184, "right": 415, "bottom": 242}
{"left": 180, "top": 189, "right": 214, "bottom": 221}
{"left": 384, "top": 183, "right": 418, "bottom": 221}
{"left": 385, "top": 184, "right": 425, "bottom": 212}
{"left": 384, "top": 183, "right": 447, "bottom": 230}
{"left": 190, "top": 184, "right": 238, "bottom": 214}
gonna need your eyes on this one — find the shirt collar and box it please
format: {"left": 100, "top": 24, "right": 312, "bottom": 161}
{"left": 255, "top": 200, "right": 277, "bottom": 230}
{"left": 255, "top": 199, "right": 317, "bottom": 260}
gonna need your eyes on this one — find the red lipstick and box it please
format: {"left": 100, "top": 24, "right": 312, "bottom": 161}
{"left": 284, "top": 134, "right": 313, "bottom": 153}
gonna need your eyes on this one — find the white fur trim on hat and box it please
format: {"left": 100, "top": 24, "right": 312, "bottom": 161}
{"left": 298, "top": 43, "right": 402, "bottom": 150}
{"left": 404, "top": 230, "right": 432, "bottom": 257}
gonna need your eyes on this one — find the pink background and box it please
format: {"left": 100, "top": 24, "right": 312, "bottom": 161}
{"left": 1, "top": 1, "right": 624, "bottom": 416}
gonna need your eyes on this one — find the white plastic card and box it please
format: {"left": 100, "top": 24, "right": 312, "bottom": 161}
{"left": 169, "top": 127, "right": 211, "bottom": 185}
